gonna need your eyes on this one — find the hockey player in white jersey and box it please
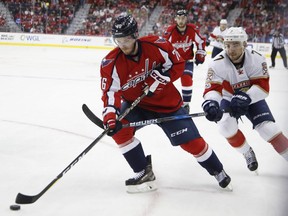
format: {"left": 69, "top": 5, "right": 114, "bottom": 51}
{"left": 202, "top": 27, "right": 288, "bottom": 172}
{"left": 209, "top": 19, "right": 228, "bottom": 58}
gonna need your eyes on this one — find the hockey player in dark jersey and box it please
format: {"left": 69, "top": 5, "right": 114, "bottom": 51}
{"left": 163, "top": 9, "right": 206, "bottom": 113}
{"left": 99, "top": 14, "right": 231, "bottom": 193}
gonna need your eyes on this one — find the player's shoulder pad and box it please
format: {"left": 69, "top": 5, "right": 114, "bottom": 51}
{"left": 139, "top": 35, "right": 167, "bottom": 44}
{"left": 187, "top": 23, "right": 198, "bottom": 29}
{"left": 101, "top": 48, "right": 119, "bottom": 68}
{"left": 246, "top": 48, "right": 265, "bottom": 60}
{"left": 212, "top": 52, "right": 226, "bottom": 62}
{"left": 163, "top": 24, "right": 177, "bottom": 36}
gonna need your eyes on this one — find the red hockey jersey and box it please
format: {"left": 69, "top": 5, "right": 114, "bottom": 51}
{"left": 163, "top": 24, "right": 206, "bottom": 61}
{"left": 100, "top": 35, "right": 185, "bottom": 113}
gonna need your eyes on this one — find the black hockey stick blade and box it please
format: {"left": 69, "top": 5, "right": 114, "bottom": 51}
{"left": 15, "top": 92, "right": 148, "bottom": 205}
{"left": 16, "top": 192, "right": 40, "bottom": 204}
{"left": 16, "top": 178, "right": 58, "bottom": 204}
{"left": 15, "top": 128, "right": 109, "bottom": 204}
{"left": 82, "top": 104, "right": 104, "bottom": 129}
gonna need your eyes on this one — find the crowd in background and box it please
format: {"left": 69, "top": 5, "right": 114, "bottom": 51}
{"left": 75, "top": 0, "right": 157, "bottom": 36}
{"left": 2, "top": 0, "right": 80, "bottom": 34}
{"left": 0, "top": 0, "right": 287, "bottom": 43}
{"left": 151, "top": 0, "right": 236, "bottom": 41}
{"left": 236, "top": 0, "right": 287, "bottom": 42}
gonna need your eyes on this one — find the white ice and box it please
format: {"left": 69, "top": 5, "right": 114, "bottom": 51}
{"left": 0, "top": 45, "right": 287, "bottom": 216}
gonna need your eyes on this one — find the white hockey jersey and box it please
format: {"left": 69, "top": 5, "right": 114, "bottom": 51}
{"left": 209, "top": 27, "right": 229, "bottom": 49}
{"left": 203, "top": 48, "right": 270, "bottom": 104}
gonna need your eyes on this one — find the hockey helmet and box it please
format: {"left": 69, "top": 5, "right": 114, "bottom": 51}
{"left": 220, "top": 19, "right": 227, "bottom": 25}
{"left": 224, "top": 27, "right": 248, "bottom": 42}
{"left": 112, "top": 14, "right": 138, "bottom": 38}
{"left": 176, "top": 9, "right": 187, "bottom": 16}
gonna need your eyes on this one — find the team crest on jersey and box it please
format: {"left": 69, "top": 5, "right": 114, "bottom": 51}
{"left": 204, "top": 68, "right": 214, "bottom": 89}
{"left": 206, "top": 68, "right": 214, "bottom": 81}
{"left": 101, "top": 58, "right": 114, "bottom": 67}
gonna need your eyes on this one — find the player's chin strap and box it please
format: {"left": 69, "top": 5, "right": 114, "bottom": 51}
{"left": 83, "top": 104, "right": 229, "bottom": 129}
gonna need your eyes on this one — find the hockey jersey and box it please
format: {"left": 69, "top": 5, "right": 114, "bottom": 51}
{"left": 100, "top": 35, "right": 185, "bottom": 113}
{"left": 203, "top": 48, "right": 270, "bottom": 104}
{"left": 163, "top": 24, "right": 206, "bottom": 61}
{"left": 209, "top": 26, "right": 229, "bottom": 49}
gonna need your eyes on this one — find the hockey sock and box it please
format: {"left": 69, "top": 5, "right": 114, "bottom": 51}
{"left": 227, "top": 129, "right": 251, "bottom": 154}
{"left": 120, "top": 138, "right": 147, "bottom": 172}
{"left": 180, "top": 139, "right": 223, "bottom": 175}
{"left": 181, "top": 74, "right": 193, "bottom": 103}
{"left": 198, "top": 150, "right": 224, "bottom": 175}
{"left": 269, "top": 133, "right": 288, "bottom": 161}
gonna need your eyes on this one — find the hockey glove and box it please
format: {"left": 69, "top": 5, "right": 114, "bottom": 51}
{"left": 195, "top": 50, "right": 206, "bottom": 65}
{"left": 229, "top": 91, "right": 251, "bottom": 119}
{"left": 103, "top": 109, "right": 122, "bottom": 136}
{"left": 145, "top": 69, "right": 171, "bottom": 97}
{"left": 202, "top": 100, "right": 223, "bottom": 122}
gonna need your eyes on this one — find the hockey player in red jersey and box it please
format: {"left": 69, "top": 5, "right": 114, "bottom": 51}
{"left": 100, "top": 14, "right": 231, "bottom": 193}
{"left": 202, "top": 27, "right": 288, "bottom": 172}
{"left": 163, "top": 9, "right": 206, "bottom": 113}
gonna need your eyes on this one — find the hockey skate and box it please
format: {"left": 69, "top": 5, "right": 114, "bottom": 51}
{"left": 125, "top": 155, "right": 157, "bottom": 193}
{"left": 182, "top": 103, "right": 190, "bottom": 113}
{"left": 243, "top": 147, "right": 258, "bottom": 173}
{"left": 214, "top": 170, "right": 233, "bottom": 191}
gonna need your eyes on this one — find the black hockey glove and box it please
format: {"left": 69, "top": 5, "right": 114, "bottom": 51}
{"left": 202, "top": 100, "right": 223, "bottom": 122}
{"left": 229, "top": 91, "right": 251, "bottom": 119}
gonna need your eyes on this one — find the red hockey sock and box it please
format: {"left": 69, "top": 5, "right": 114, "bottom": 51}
{"left": 226, "top": 129, "right": 246, "bottom": 148}
{"left": 181, "top": 74, "right": 193, "bottom": 87}
{"left": 180, "top": 138, "right": 207, "bottom": 157}
{"left": 269, "top": 133, "right": 288, "bottom": 154}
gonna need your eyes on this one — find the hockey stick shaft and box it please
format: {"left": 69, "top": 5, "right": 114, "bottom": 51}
{"left": 15, "top": 89, "right": 148, "bottom": 204}
{"left": 83, "top": 104, "right": 207, "bottom": 129}
{"left": 15, "top": 129, "right": 108, "bottom": 204}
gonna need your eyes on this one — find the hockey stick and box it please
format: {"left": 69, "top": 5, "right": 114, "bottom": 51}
{"left": 15, "top": 87, "right": 148, "bottom": 204}
{"left": 82, "top": 103, "right": 207, "bottom": 129}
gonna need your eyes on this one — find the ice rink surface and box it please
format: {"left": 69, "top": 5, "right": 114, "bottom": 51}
{"left": 0, "top": 45, "right": 287, "bottom": 216}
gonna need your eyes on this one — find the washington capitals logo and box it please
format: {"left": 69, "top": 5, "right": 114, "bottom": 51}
{"left": 101, "top": 58, "right": 114, "bottom": 67}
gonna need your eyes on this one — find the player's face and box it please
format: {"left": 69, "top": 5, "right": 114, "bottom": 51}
{"left": 220, "top": 24, "right": 227, "bottom": 31}
{"left": 114, "top": 36, "right": 137, "bottom": 55}
{"left": 224, "top": 41, "right": 245, "bottom": 62}
{"left": 175, "top": 15, "right": 187, "bottom": 28}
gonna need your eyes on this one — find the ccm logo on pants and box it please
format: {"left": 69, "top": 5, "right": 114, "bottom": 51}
{"left": 171, "top": 128, "right": 188, "bottom": 137}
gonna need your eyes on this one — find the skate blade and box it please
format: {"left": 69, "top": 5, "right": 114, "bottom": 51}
{"left": 253, "top": 169, "right": 259, "bottom": 176}
{"left": 223, "top": 183, "right": 233, "bottom": 192}
{"left": 126, "top": 181, "right": 157, "bottom": 194}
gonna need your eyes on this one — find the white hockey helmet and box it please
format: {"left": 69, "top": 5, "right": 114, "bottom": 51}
{"left": 220, "top": 19, "right": 227, "bottom": 25}
{"left": 224, "top": 27, "right": 248, "bottom": 42}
